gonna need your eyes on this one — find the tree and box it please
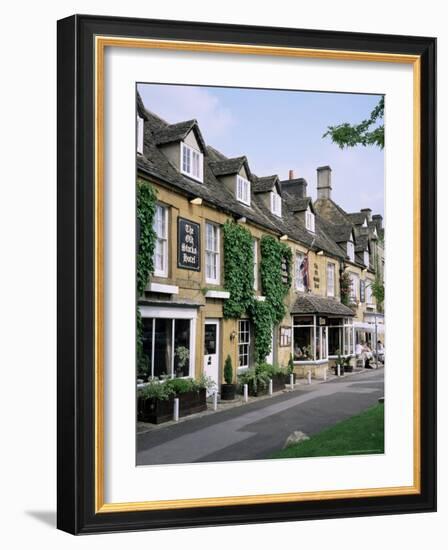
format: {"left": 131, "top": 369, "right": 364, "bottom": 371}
{"left": 323, "top": 97, "right": 384, "bottom": 149}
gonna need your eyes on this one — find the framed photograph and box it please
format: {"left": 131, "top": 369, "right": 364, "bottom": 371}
{"left": 57, "top": 14, "right": 436, "bottom": 534}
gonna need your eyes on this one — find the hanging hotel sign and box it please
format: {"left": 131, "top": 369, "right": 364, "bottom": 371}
{"left": 360, "top": 280, "right": 366, "bottom": 303}
{"left": 177, "top": 217, "right": 201, "bottom": 271}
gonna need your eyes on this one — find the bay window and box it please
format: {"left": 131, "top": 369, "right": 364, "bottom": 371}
{"left": 205, "top": 222, "right": 220, "bottom": 284}
{"left": 141, "top": 317, "right": 193, "bottom": 379}
{"left": 328, "top": 318, "right": 354, "bottom": 356}
{"left": 292, "top": 316, "right": 328, "bottom": 361}
{"left": 153, "top": 204, "right": 168, "bottom": 277}
{"left": 180, "top": 142, "right": 203, "bottom": 182}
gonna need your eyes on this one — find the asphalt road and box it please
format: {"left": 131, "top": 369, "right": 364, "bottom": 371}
{"left": 137, "top": 368, "right": 384, "bottom": 465}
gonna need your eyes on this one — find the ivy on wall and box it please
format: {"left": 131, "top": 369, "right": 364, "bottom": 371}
{"left": 340, "top": 270, "right": 352, "bottom": 306}
{"left": 222, "top": 224, "right": 292, "bottom": 364}
{"left": 222, "top": 221, "right": 254, "bottom": 319}
{"left": 260, "top": 235, "right": 292, "bottom": 324}
{"left": 136, "top": 178, "right": 157, "bottom": 377}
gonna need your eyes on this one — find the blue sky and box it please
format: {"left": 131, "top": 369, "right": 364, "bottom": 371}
{"left": 138, "top": 83, "right": 384, "bottom": 217}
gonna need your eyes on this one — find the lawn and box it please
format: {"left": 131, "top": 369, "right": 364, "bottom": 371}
{"left": 270, "top": 403, "right": 384, "bottom": 459}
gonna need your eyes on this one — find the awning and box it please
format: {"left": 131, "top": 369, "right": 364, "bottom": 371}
{"left": 354, "top": 321, "right": 385, "bottom": 334}
{"left": 291, "top": 294, "right": 355, "bottom": 317}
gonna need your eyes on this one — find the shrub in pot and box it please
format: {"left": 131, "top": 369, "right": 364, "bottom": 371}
{"left": 344, "top": 355, "right": 353, "bottom": 373}
{"left": 221, "top": 354, "right": 236, "bottom": 400}
{"left": 333, "top": 349, "right": 345, "bottom": 376}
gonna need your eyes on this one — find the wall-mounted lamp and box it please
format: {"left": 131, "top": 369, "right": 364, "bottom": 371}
{"left": 237, "top": 217, "right": 246, "bottom": 224}
{"left": 317, "top": 250, "right": 324, "bottom": 255}
{"left": 190, "top": 197, "right": 203, "bottom": 205}
{"left": 280, "top": 234, "right": 288, "bottom": 241}
{"left": 230, "top": 330, "right": 237, "bottom": 341}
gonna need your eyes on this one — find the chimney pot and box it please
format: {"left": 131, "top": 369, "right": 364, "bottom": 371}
{"left": 360, "top": 208, "right": 372, "bottom": 221}
{"left": 289, "top": 169, "right": 295, "bottom": 180}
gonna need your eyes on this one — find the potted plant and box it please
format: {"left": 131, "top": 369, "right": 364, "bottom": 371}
{"left": 344, "top": 355, "right": 353, "bottom": 373}
{"left": 174, "top": 345, "right": 190, "bottom": 378}
{"left": 333, "top": 349, "right": 345, "bottom": 376}
{"left": 221, "top": 354, "right": 236, "bottom": 400}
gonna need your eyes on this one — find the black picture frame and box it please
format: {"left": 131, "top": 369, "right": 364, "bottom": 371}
{"left": 57, "top": 14, "right": 436, "bottom": 534}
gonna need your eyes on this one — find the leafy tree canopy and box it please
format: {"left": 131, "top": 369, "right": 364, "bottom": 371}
{"left": 323, "top": 97, "right": 384, "bottom": 149}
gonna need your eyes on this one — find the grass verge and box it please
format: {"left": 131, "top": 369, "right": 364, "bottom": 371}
{"left": 270, "top": 403, "right": 384, "bottom": 459}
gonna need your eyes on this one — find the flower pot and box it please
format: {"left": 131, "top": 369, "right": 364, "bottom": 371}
{"left": 221, "top": 383, "right": 237, "bottom": 401}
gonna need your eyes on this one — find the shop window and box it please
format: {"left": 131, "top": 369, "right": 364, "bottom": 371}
{"left": 142, "top": 317, "right": 192, "bottom": 378}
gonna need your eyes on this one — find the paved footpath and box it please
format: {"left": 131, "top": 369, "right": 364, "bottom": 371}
{"left": 137, "top": 369, "right": 384, "bottom": 465}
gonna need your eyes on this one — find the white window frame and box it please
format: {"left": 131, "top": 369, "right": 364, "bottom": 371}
{"left": 305, "top": 206, "right": 315, "bottom": 232}
{"left": 347, "top": 239, "right": 355, "bottom": 263}
{"left": 139, "top": 306, "right": 197, "bottom": 380}
{"left": 238, "top": 319, "right": 251, "bottom": 370}
{"left": 137, "top": 114, "right": 144, "bottom": 155}
{"left": 349, "top": 272, "right": 359, "bottom": 303}
{"left": 365, "top": 281, "right": 373, "bottom": 304}
{"left": 270, "top": 191, "right": 282, "bottom": 217}
{"left": 236, "top": 175, "right": 251, "bottom": 206}
{"left": 153, "top": 204, "right": 168, "bottom": 278}
{"left": 205, "top": 222, "right": 220, "bottom": 285}
{"left": 295, "top": 251, "right": 306, "bottom": 292}
{"left": 364, "top": 250, "right": 370, "bottom": 267}
{"left": 253, "top": 239, "right": 258, "bottom": 291}
{"left": 180, "top": 142, "right": 203, "bottom": 183}
{"left": 327, "top": 263, "right": 335, "bottom": 297}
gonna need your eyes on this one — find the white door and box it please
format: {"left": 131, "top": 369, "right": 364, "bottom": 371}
{"left": 204, "top": 320, "right": 220, "bottom": 395}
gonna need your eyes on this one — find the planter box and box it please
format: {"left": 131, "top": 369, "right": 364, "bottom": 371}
{"left": 245, "top": 373, "right": 291, "bottom": 397}
{"left": 221, "top": 384, "right": 237, "bottom": 401}
{"left": 137, "top": 388, "right": 207, "bottom": 424}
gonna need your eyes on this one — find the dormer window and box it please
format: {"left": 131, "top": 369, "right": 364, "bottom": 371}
{"left": 270, "top": 191, "right": 282, "bottom": 217}
{"left": 180, "top": 142, "right": 203, "bottom": 182}
{"left": 347, "top": 239, "right": 355, "bottom": 263}
{"left": 236, "top": 175, "right": 251, "bottom": 206}
{"left": 137, "top": 114, "right": 144, "bottom": 155}
{"left": 364, "top": 250, "right": 370, "bottom": 267}
{"left": 305, "top": 207, "right": 315, "bottom": 232}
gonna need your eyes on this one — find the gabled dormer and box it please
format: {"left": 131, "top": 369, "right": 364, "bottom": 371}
{"left": 253, "top": 175, "right": 282, "bottom": 217}
{"left": 209, "top": 156, "right": 252, "bottom": 207}
{"left": 285, "top": 196, "right": 316, "bottom": 233}
{"left": 153, "top": 119, "right": 207, "bottom": 183}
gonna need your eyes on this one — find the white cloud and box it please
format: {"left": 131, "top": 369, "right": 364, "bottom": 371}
{"left": 138, "top": 84, "right": 236, "bottom": 142}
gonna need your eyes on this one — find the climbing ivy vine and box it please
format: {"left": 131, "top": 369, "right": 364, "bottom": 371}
{"left": 136, "top": 178, "right": 157, "bottom": 377}
{"left": 222, "top": 221, "right": 254, "bottom": 319}
{"left": 222, "top": 224, "right": 292, "bottom": 363}
{"left": 260, "top": 235, "right": 292, "bottom": 324}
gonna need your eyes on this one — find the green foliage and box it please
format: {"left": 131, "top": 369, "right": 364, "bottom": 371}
{"left": 136, "top": 179, "right": 157, "bottom": 379}
{"left": 223, "top": 354, "right": 234, "bottom": 385}
{"left": 136, "top": 179, "right": 157, "bottom": 296}
{"left": 369, "top": 277, "right": 385, "bottom": 311}
{"left": 250, "top": 299, "right": 274, "bottom": 363}
{"left": 138, "top": 378, "right": 175, "bottom": 401}
{"left": 260, "top": 236, "right": 292, "bottom": 324}
{"left": 323, "top": 97, "right": 384, "bottom": 150}
{"left": 340, "top": 271, "right": 352, "bottom": 306}
{"left": 238, "top": 362, "right": 287, "bottom": 394}
{"left": 222, "top": 221, "right": 254, "bottom": 318}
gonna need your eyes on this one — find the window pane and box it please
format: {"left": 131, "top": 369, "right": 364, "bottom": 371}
{"left": 153, "top": 318, "right": 172, "bottom": 378}
{"left": 204, "top": 324, "right": 217, "bottom": 355}
{"left": 293, "top": 326, "right": 314, "bottom": 360}
{"left": 328, "top": 326, "right": 342, "bottom": 355}
{"left": 174, "top": 319, "right": 191, "bottom": 377}
{"left": 293, "top": 315, "right": 313, "bottom": 325}
{"left": 321, "top": 327, "right": 328, "bottom": 359}
{"left": 140, "top": 318, "right": 153, "bottom": 378}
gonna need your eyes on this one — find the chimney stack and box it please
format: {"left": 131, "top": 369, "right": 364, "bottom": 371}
{"left": 372, "top": 214, "right": 383, "bottom": 229}
{"left": 289, "top": 169, "right": 295, "bottom": 180}
{"left": 316, "top": 165, "right": 332, "bottom": 200}
{"left": 361, "top": 208, "right": 372, "bottom": 221}
{"left": 280, "top": 177, "right": 308, "bottom": 199}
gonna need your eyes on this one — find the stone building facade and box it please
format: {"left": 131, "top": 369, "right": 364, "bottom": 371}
{"left": 136, "top": 93, "right": 384, "bottom": 389}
